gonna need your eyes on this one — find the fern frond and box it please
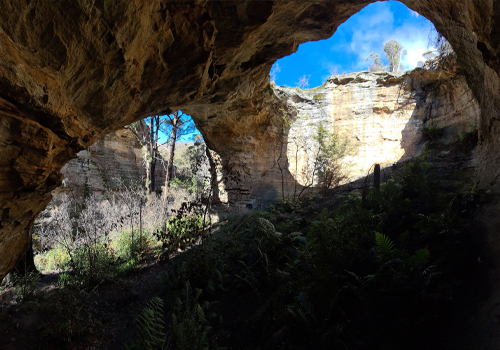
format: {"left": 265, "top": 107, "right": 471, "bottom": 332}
{"left": 170, "top": 282, "right": 211, "bottom": 350}
{"left": 410, "top": 248, "right": 430, "bottom": 266}
{"left": 137, "top": 297, "right": 166, "bottom": 350}
{"left": 375, "top": 232, "right": 396, "bottom": 258}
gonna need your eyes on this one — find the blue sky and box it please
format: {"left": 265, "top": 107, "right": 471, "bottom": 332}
{"left": 272, "top": 1, "right": 437, "bottom": 88}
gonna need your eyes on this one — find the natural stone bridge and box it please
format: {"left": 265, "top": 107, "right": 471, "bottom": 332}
{"left": 0, "top": 1, "right": 499, "bottom": 295}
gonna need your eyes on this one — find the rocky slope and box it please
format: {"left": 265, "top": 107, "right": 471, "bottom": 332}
{"left": 0, "top": 0, "right": 499, "bottom": 304}
{"left": 277, "top": 62, "right": 479, "bottom": 185}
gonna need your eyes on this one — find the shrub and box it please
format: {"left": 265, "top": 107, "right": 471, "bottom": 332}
{"left": 157, "top": 213, "right": 206, "bottom": 252}
{"left": 67, "top": 243, "right": 116, "bottom": 287}
{"left": 11, "top": 271, "right": 40, "bottom": 303}
{"left": 451, "top": 125, "right": 478, "bottom": 152}
{"left": 46, "top": 285, "right": 100, "bottom": 344}
{"left": 114, "top": 229, "right": 150, "bottom": 261}
{"left": 35, "top": 245, "right": 70, "bottom": 271}
{"left": 421, "top": 123, "right": 443, "bottom": 141}
{"left": 273, "top": 196, "right": 302, "bottom": 213}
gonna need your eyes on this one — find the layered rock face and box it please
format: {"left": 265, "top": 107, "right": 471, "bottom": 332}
{"left": 0, "top": 0, "right": 499, "bottom": 294}
{"left": 279, "top": 64, "right": 479, "bottom": 185}
{"left": 53, "top": 128, "right": 165, "bottom": 199}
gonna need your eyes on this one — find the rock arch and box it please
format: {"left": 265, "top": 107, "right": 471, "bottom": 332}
{"left": 0, "top": 1, "right": 498, "bottom": 287}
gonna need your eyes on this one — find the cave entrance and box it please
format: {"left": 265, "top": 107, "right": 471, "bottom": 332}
{"left": 270, "top": 1, "right": 477, "bottom": 190}
{"left": 31, "top": 109, "right": 209, "bottom": 274}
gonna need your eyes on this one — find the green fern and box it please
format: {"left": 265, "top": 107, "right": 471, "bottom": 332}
{"left": 136, "top": 297, "right": 166, "bottom": 350}
{"left": 170, "top": 282, "right": 211, "bottom": 350}
{"left": 375, "top": 232, "right": 396, "bottom": 258}
{"left": 409, "top": 248, "right": 430, "bottom": 267}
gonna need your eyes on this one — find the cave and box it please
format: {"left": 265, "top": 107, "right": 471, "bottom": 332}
{"left": 0, "top": 0, "right": 500, "bottom": 345}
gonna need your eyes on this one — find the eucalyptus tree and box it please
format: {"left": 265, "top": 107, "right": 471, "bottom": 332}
{"left": 383, "top": 39, "right": 407, "bottom": 73}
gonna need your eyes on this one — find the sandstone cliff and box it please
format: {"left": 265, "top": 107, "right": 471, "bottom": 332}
{"left": 53, "top": 128, "right": 166, "bottom": 199}
{"left": 277, "top": 64, "right": 479, "bottom": 185}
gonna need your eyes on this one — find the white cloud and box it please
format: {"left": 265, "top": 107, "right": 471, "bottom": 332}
{"left": 340, "top": 5, "right": 433, "bottom": 72}
{"left": 367, "top": 6, "right": 394, "bottom": 27}
{"left": 393, "top": 23, "right": 432, "bottom": 70}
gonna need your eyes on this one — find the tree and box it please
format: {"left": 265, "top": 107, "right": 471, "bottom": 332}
{"left": 171, "top": 136, "right": 210, "bottom": 197}
{"left": 428, "top": 28, "right": 454, "bottom": 57}
{"left": 383, "top": 39, "right": 406, "bottom": 73}
{"left": 296, "top": 75, "right": 310, "bottom": 89}
{"left": 126, "top": 117, "right": 162, "bottom": 193}
{"left": 127, "top": 111, "right": 196, "bottom": 196}
{"left": 162, "top": 110, "right": 196, "bottom": 200}
{"left": 314, "top": 124, "right": 352, "bottom": 189}
{"left": 366, "top": 52, "right": 384, "bottom": 72}
{"left": 329, "top": 66, "right": 339, "bottom": 76}
{"left": 148, "top": 115, "right": 161, "bottom": 193}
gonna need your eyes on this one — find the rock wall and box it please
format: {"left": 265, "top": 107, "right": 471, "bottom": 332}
{"left": 53, "top": 128, "right": 166, "bottom": 199}
{"left": 278, "top": 63, "right": 479, "bottom": 185}
{"left": 0, "top": 0, "right": 500, "bottom": 304}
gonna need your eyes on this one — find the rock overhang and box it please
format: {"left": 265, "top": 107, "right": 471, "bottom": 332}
{"left": 0, "top": 0, "right": 498, "bottom": 283}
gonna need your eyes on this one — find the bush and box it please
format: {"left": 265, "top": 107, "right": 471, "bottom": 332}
{"left": 11, "top": 271, "right": 40, "bottom": 303}
{"left": 271, "top": 196, "right": 301, "bottom": 214}
{"left": 421, "top": 123, "right": 443, "bottom": 141}
{"left": 156, "top": 213, "right": 207, "bottom": 252}
{"left": 114, "top": 229, "right": 151, "bottom": 261}
{"left": 67, "top": 243, "right": 116, "bottom": 287}
{"left": 46, "top": 285, "right": 100, "bottom": 344}
{"left": 35, "top": 245, "right": 70, "bottom": 271}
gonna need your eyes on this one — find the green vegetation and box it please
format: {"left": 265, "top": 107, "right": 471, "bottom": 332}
{"left": 35, "top": 245, "right": 70, "bottom": 271}
{"left": 315, "top": 123, "right": 352, "bottom": 189}
{"left": 1, "top": 127, "right": 483, "bottom": 349}
{"left": 10, "top": 271, "right": 40, "bottom": 303}
{"left": 130, "top": 152, "right": 483, "bottom": 350}
{"left": 421, "top": 123, "right": 444, "bottom": 141}
{"left": 134, "top": 297, "right": 166, "bottom": 350}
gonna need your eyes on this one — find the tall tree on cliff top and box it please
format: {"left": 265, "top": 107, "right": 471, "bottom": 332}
{"left": 366, "top": 52, "right": 384, "bottom": 72}
{"left": 383, "top": 39, "right": 407, "bottom": 73}
{"left": 367, "top": 39, "right": 407, "bottom": 73}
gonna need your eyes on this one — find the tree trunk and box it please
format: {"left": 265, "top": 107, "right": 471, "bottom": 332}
{"left": 148, "top": 116, "right": 160, "bottom": 193}
{"left": 162, "top": 113, "right": 179, "bottom": 201}
{"left": 205, "top": 146, "right": 220, "bottom": 204}
{"left": 374, "top": 163, "right": 381, "bottom": 190}
{"left": 148, "top": 116, "right": 155, "bottom": 193}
